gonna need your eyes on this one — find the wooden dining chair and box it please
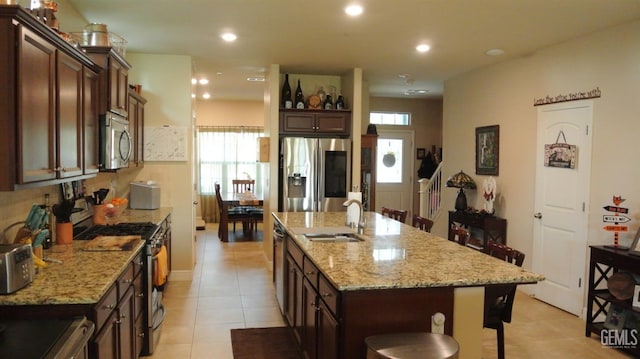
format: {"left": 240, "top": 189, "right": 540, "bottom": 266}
{"left": 381, "top": 207, "right": 408, "bottom": 223}
{"left": 232, "top": 179, "right": 255, "bottom": 193}
{"left": 215, "top": 183, "right": 249, "bottom": 238}
{"left": 448, "top": 225, "right": 470, "bottom": 246}
{"left": 412, "top": 214, "right": 434, "bottom": 233}
{"left": 483, "top": 239, "right": 525, "bottom": 359}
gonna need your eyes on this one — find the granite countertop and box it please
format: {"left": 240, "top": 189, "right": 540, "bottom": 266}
{"left": 274, "top": 211, "right": 545, "bottom": 291}
{"left": 0, "top": 207, "right": 172, "bottom": 306}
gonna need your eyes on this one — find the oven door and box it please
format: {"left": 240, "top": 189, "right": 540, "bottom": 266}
{"left": 100, "top": 112, "right": 131, "bottom": 170}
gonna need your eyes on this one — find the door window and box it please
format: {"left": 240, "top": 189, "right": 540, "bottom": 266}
{"left": 376, "top": 139, "right": 403, "bottom": 183}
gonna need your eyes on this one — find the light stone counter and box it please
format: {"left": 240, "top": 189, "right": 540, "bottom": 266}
{"left": 274, "top": 211, "right": 544, "bottom": 291}
{"left": 0, "top": 207, "right": 172, "bottom": 306}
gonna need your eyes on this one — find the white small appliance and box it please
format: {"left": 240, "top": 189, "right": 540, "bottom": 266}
{"left": 130, "top": 182, "right": 161, "bottom": 209}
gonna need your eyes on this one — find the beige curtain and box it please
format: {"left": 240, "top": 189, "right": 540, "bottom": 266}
{"left": 200, "top": 194, "right": 219, "bottom": 223}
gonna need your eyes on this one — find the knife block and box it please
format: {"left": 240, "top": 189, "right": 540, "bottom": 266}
{"left": 55, "top": 222, "right": 72, "bottom": 245}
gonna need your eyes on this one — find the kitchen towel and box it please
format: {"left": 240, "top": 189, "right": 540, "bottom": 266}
{"left": 346, "top": 192, "right": 362, "bottom": 226}
{"left": 153, "top": 245, "right": 169, "bottom": 287}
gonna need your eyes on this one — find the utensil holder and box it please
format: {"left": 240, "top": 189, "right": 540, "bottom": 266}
{"left": 93, "top": 204, "right": 106, "bottom": 225}
{"left": 56, "top": 222, "right": 72, "bottom": 244}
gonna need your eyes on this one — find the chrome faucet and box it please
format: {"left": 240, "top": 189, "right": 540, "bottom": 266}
{"left": 343, "top": 199, "right": 366, "bottom": 234}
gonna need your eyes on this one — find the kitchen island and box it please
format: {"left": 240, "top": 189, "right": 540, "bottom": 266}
{"left": 273, "top": 211, "right": 544, "bottom": 359}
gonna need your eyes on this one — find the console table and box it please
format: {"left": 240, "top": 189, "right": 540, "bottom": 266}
{"left": 448, "top": 211, "right": 507, "bottom": 250}
{"left": 586, "top": 245, "right": 640, "bottom": 356}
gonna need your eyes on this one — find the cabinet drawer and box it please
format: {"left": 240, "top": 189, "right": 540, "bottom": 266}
{"left": 133, "top": 271, "right": 144, "bottom": 320}
{"left": 132, "top": 251, "right": 144, "bottom": 277}
{"left": 318, "top": 274, "right": 340, "bottom": 317}
{"left": 303, "top": 256, "right": 319, "bottom": 289}
{"left": 287, "top": 238, "right": 304, "bottom": 268}
{"left": 94, "top": 283, "right": 118, "bottom": 331}
{"left": 117, "top": 262, "right": 135, "bottom": 299}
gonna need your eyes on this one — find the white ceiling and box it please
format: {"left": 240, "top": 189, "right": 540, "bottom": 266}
{"left": 66, "top": 0, "right": 640, "bottom": 101}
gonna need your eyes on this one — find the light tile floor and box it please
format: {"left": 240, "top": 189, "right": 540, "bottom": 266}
{"left": 148, "top": 224, "right": 634, "bottom": 359}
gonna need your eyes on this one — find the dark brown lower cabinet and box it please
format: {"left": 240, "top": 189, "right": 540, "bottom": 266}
{"left": 94, "top": 277, "right": 137, "bottom": 359}
{"left": 284, "top": 236, "right": 454, "bottom": 359}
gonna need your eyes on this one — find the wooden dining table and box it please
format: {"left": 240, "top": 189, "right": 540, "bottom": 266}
{"left": 219, "top": 191, "right": 264, "bottom": 242}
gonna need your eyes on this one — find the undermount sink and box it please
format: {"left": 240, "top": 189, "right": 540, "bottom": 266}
{"left": 304, "top": 233, "right": 365, "bottom": 242}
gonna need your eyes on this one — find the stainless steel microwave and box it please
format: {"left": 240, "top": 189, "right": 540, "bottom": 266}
{"left": 100, "top": 112, "right": 131, "bottom": 170}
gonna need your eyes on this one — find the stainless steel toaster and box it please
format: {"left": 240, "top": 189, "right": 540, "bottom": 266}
{"left": 0, "top": 243, "right": 34, "bottom": 294}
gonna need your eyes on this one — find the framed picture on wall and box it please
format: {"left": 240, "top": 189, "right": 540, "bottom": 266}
{"left": 416, "top": 148, "right": 426, "bottom": 160}
{"left": 476, "top": 125, "right": 500, "bottom": 175}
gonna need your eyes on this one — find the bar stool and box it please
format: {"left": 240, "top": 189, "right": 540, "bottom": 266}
{"left": 365, "top": 332, "right": 459, "bottom": 359}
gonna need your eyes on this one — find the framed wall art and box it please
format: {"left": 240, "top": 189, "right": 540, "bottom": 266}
{"left": 416, "top": 148, "right": 426, "bottom": 160}
{"left": 476, "top": 125, "right": 499, "bottom": 175}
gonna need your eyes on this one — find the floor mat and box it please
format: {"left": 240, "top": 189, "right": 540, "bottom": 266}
{"left": 230, "top": 327, "right": 301, "bottom": 359}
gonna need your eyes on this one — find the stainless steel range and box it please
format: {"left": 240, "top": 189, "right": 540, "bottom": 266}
{"left": 72, "top": 203, "right": 167, "bottom": 356}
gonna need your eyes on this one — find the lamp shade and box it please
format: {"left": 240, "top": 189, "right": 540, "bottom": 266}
{"left": 446, "top": 170, "right": 476, "bottom": 189}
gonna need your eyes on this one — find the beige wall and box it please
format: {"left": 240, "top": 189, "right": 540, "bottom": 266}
{"left": 196, "top": 100, "right": 264, "bottom": 126}
{"left": 126, "top": 53, "right": 195, "bottom": 278}
{"left": 440, "top": 20, "right": 640, "bottom": 291}
{"left": 369, "top": 97, "right": 443, "bottom": 216}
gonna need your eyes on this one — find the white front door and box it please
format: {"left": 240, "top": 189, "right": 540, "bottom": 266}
{"left": 533, "top": 100, "right": 593, "bottom": 316}
{"left": 375, "top": 130, "right": 414, "bottom": 217}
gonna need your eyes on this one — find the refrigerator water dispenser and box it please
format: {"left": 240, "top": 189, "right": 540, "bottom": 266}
{"left": 287, "top": 174, "right": 306, "bottom": 198}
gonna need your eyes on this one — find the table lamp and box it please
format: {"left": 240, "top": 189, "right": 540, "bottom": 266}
{"left": 446, "top": 170, "right": 476, "bottom": 211}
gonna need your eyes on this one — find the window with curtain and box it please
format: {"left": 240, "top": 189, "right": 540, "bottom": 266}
{"left": 198, "top": 126, "right": 264, "bottom": 195}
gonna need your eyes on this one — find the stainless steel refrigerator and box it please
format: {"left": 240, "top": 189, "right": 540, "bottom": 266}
{"left": 280, "top": 137, "right": 351, "bottom": 212}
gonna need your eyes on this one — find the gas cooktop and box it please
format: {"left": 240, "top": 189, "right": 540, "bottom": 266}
{"left": 74, "top": 222, "right": 158, "bottom": 241}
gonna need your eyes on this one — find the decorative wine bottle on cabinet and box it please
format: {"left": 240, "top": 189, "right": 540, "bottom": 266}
{"left": 335, "top": 95, "right": 345, "bottom": 110}
{"left": 281, "top": 74, "right": 293, "bottom": 109}
{"left": 323, "top": 94, "right": 333, "bottom": 109}
{"left": 294, "top": 80, "right": 305, "bottom": 109}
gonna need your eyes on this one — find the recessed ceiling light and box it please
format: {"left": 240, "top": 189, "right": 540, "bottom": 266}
{"left": 486, "top": 48, "right": 504, "bottom": 56}
{"left": 202, "top": 92, "right": 211, "bottom": 99}
{"left": 221, "top": 32, "right": 237, "bottom": 42}
{"left": 191, "top": 93, "right": 195, "bottom": 98}
{"left": 247, "top": 77, "right": 265, "bottom": 82}
{"left": 216, "top": 72, "right": 223, "bottom": 75}
{"left": 416, "top": 44, "right": 431, "bottom": 53}
{"left": 198, "top": 78, "right": 209, "bottom": 85}
{"left": 345, "top": 5, "right": 363, "bottom": 16}
{"left": 191, "top": 78, "right": 197, "bottom": 85}
{"left": 417, "top": 90, "right": 429, "bottom": 94}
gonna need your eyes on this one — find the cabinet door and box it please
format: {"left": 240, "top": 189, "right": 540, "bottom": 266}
{"left": 286, "top": 255, "right": 304, "bottom": 345}
{"left": 315, "top": 112, "right": 349, "bottom": 135}
{"left": 83, "top": 67, "right": 100, "bottom": 174}
{"left": 117, "top": 288, "right": 136, "bottom": 359}
{"left": 281, "top": 112, "right": 315, "bottom": 134}
{"left": 109, "top": 60, "right": 128, "bottom": 115}
{"left": 57, "top": 51, "right": 83, "bottom": 178}
{"left": 301, "top": 278, "right": 317, "bottom": 359}
{"left": 94, "top": 311, "right": 118, "bottom": 359}
{"left": 18, "top": 26, "right": 56, "bottom": 184}
{"left": 317, "top": 300, "right": 339, "bottom": 359}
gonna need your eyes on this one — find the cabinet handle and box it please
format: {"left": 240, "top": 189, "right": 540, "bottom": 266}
{"left": 59, "top": 167, "right": 66, "bottom": 173}
{"left": 115, "top": 319, "right": 122, "bottom": 324}
{"left": 138, "top": 333, "right": 145, "bottom": 338}
{"left": 137, "top": 292, "right": 144, "bottom": 297}
{"left": 125, "top": 279, "right": 132, "bottom": 283}
{"left": 106, "top": 304, "right": 115, "bottom": 309}
{"left": 120, "top": 314, "right": 126, "bottom": 319}
{"left": 305, "top": 271, "right": 315, "bottom": 275}
{"left": 322, "top": 292, "right": 332, "bottom": 298}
